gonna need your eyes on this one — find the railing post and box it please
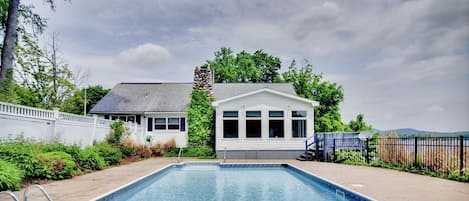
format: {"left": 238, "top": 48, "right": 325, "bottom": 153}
{"left": 315, "top": 137, "right": 319, "bottom": 161}
{"left": 332, "top": 139, "right": 336, "bottom": 162}
{"left": 365, "top": 138, "right": 370, "bottom": 164}
{"left": 91, "top": 115, "right": 98, "bottom": 146}
{"left": 305, "top": 140, "right": 308, "bottom": 155}
{"left": 460, "top": 136, "right": 464, "bottom": 175}
{"left": 414, "top": 137, "right": 418, "bottom": 167}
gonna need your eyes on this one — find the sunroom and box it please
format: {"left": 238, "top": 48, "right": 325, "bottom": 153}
{"left": 212, "top": 88, "right": 319, "bottom": 159}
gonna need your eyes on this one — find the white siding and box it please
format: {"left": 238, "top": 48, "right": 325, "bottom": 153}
{"left": 143, "top": 112, "right": 188, "bottom": 148}
{"left": 214, "top": 91, "right": 314, "bottom": 151}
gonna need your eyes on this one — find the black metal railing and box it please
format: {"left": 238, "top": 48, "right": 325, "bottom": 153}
{"left": 319, "top": 136, "right": 468, "bottom": 175}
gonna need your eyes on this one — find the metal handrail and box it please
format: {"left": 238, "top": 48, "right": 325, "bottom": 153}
{"left": 177, "top": 148, "right": 183, "bottom": 163}
{"left": 24, "top": 184, "right": 53, "bottom": 201}
{"left": 0, "top": 191, "right": 19, "bottom": 201}
{"left": 223, "top": 147, "right": 227, "bottom": 163}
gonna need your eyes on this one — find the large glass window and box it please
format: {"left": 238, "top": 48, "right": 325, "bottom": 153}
{"left": 223, "top": 120, "right": 238, "bottom": 138}
{"left": 223, "top": 110, "right": 238, "bottom": 138}
{"left": 154, "top": 118, "right": 166, "bottom": 130}
{"left": 246, "top": 120, "right": 261, "bottom": 138}
{"left": 292, "top": 110, "right": 307, "bottom": 138}
{"left": 292, "top": 120, "right": 306, "bottom": 138}
{"left": 246, "top": 110, "right": 261, "bottom": 138}
{"left": 168, "top": 118, "right": 180, "bottom": 130}
{"left": 269, "top": 120, "right": 284, "bottom": 138}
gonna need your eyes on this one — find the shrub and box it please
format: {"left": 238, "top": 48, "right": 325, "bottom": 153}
{"left": 41, "top": 143, "right": 82, "bottom": 162}
{"left": 89, "top": 142, "right": 122, "bottom": 166}
{"left": 36, "top": 152, "right": 81, "bottom": 180}
{"left": 120, "top": 137, "right": 136, "bottom": 157}
{"left": 0, "top": 140, "right": 47, "bottom": 177}
{"left": 133, "top": 145, "right": 152, "bottom": 159}
{"left": 165, "top": 146, "right": 215, "bottom": 159}
{"left": 107, "top": 120, "right": 128, "bottom": 145}
{"left": 331, "top": 150, "right": 366, "bottom": 165}
{"left": 448, "top": 168, "right": 469, "bottom": 182}
{"left": 77, "top": 149, "right": 106, "bottom": 170}
{"left": 0, "top": 161, "right": 24, "bottom": 191}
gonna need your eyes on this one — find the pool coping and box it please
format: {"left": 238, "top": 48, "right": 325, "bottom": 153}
{"left": 90, "top": 161, "right": 376, "bottom": 201}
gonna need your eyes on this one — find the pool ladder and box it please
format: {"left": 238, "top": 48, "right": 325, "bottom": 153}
{"left": 0, "top": 184, "right": 53, "bottom": 201}
{"left": 177, "top": 147, "right": 183, "bottom": 163}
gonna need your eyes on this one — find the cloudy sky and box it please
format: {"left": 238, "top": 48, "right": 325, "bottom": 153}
{"left": 28, "top": 0, "right": 469, "bottom": 132}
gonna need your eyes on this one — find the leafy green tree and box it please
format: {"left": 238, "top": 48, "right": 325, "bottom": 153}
{"left": 13, "top": 34, "right": 75, "bottom": 109}
{"left": 206, "top": 47, "right": 281, "bottom": 83}
{"left": 62, "top": 85, "right": 110, "bottom": 115}
{"left": 0, "top": 0, "right": 64, "bottom": 90}
{"left": 282, "top": 60, "right": 346, "bottom": 132}
{"left": 348, "top": 114, "right": 372, "bottom": 132}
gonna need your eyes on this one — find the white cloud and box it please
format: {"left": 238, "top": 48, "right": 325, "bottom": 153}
{"left": 116, "top": 43, "right": 171, "bottom": 69}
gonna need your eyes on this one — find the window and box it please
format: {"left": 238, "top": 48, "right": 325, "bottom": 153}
{"left": 292, "top": 120, "right": 306, "bottom": 138}
{"left": 168, "top": 118, "right": 180, "bottom": 130}
{"left": 246, "top": 120, "right": 261, "bottom": 138}
{"left": 292, "top": 111, "right": 307, "bottom": 117}
{"left": 150, "top": 117, "right": 185, "bottom": 132}
{"left": 223, "top": 110, "right": 238, "bottom": 138}
{"left": 269, "top": 111, "right": 284, "bottom": 117}
{"left": 154, "top": 118, "right": 166, "bottom": 130}
{"left": 269, "top": 110, "right": 284, "bottom": 138}
{"left": 110, "top": 115, "right": 136, "bottom": 123}
{"left": 292, "top": 110, "right": 307, "bottom": 138}
{"left": 246, "top": 111, "right": 261, "bottom": 117}
{"left": 246, "top": 110, "right": 261, "bottom": 138}
{"left": 223, "top": 111, "right": 238, "bottom": 117}
{"left": 223, "top": 120, "right": 238, "bottom": 138}
{"left": 269, "top": 120, "right": 284, "bottom": 138}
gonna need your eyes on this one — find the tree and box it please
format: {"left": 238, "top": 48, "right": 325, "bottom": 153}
{"left": 206, "top": 47, "right": 281, "bottom": 83}
{"left": 0, "top": 0, "right": 19, "bottom": 90}
{"left": 62, "top": 85, "right": 110, "bottom": 115}
{"left": 282, "top": 60, "right": 346, "bottom": 132}
{"left": 14, "top": 34, "right": 75, "bottom": 109}
{"left": 348, "top": 114, "right": 372, "bottom": 132}
{"left": 0, "top": 0, "right": 63, "bottom": 90}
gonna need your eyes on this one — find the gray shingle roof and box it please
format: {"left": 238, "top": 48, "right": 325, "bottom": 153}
{"left": 90, "top": 82, "right": 297, "bottom": 114}
{"left": 212, "top": 83, "right": 296, "bottom": 100}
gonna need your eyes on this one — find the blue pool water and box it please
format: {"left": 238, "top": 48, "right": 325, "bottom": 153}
{"left": 96, "top": 163, "right": 373, "bottom": 201}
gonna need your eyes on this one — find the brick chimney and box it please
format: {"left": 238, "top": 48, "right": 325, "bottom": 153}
{"left": 193, "top": 65, "right": 213, "bottom": 94}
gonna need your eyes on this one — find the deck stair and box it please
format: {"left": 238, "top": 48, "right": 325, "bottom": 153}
{"left": 296, "top": 148, "right": 324, "bottom": 161}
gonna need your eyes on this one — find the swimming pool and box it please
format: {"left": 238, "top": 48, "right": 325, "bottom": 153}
{"left": 93, "top": 162, "right": 374, "bottom": 201}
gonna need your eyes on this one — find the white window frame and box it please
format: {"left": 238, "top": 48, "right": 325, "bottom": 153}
{"left": 152, "top": 117, "right": 185, "bottom": 132}
{"left": 245, "top": 110, "right": 262, "bottom": 138}
{"left": 292, "top": 110, "right": 307, "bottom": 138}
{"left": 110, "top": 115, "right": 136, "bottom": 123}
{"left": 268, "top": 110, "right": 285, "bottom": 138}
{"left": 223, "top": 111, "right": 239, "bottom": 138}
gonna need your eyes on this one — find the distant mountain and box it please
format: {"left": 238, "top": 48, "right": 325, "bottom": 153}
{"left": 374, "top": 128, "right": 469, "bottom": 137}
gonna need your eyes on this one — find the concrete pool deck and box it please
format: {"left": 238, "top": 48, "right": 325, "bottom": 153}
{"left": 6, "top": 158, "right": 469, "bottom": 201}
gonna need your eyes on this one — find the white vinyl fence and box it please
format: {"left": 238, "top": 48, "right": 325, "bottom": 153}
{"left": 0, "top": 101, "right": 143, "bottom": 147}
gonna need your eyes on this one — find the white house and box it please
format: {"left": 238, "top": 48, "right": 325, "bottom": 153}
{"left": 90, "top": 69, "right": 319, "bottom": 159}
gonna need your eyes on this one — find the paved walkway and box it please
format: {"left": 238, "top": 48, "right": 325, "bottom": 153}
{"left": 4, "top": 158, "right": 469, "bottom": 201}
